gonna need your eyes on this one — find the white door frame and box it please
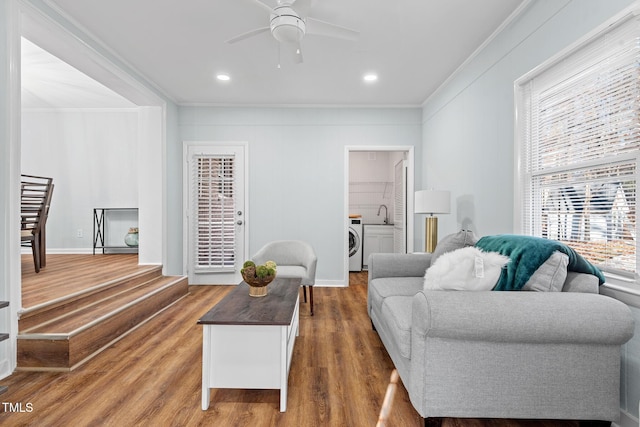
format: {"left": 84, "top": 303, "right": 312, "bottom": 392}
{"left": 344, "top": 146, "right": 415, "bottom": 283}
{"left": 183, "top": 141, "right": 249, "bottom": 285}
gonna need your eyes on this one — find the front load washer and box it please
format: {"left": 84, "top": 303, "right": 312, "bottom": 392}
{"left": 348, "top": 217, "right": 363, "bottom": 272}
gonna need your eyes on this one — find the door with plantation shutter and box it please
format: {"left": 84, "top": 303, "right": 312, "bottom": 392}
{"left": 185, "top": 143, "right": 246, "bottom": 285}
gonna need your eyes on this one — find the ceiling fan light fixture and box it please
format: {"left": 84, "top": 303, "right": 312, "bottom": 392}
{"left": 272, "top": 24, "right": 304, "bottom": 43}
{"left": 270, "top": 7, "right": 306, "bottom": 43}
{"left": 226, "top": 1, "right": 359, "bottom": 66}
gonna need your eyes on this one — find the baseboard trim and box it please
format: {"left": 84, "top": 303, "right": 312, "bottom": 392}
{"left": 314, "top": 279, "right": 347, "bottom": 288}
{"left": 614, "top": 407, "right": 639, "bottom": 427}
{"left": 22, "top": 248, "right": 93, "bottom": 255}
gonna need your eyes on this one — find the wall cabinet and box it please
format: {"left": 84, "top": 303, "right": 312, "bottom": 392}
{"left": 363, "top": 225, "right": 394, "bottom": 270}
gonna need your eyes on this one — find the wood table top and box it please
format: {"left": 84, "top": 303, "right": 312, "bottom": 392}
{"left": 198, "top": 277, "right": 301, "bottom": 326}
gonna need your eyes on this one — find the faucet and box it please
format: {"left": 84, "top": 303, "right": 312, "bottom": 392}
{"left": 377, "top": 204, "right": 388, "bottom": 224}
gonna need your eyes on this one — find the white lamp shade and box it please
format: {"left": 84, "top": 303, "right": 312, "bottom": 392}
{"left": 415, "top": 190, "right": 451, "bottom": 214}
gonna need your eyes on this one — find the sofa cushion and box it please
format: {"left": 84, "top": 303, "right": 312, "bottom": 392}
{"left": 423, "top": 247, "right": 509, "bottom": 291}
{"left": 432, "top": 230, "right": 478, "bottom": 264}
{"left": 380, "top": 296, "right": 413, "bottom": 359}
{"left": 369, "top": 277, "right": 424, "bottom": 313}
{"left": 562, "top": 271, "right": 599, "bottom": 293}
{"left": 522, "top": 250, "right": 568, "bottom": 292}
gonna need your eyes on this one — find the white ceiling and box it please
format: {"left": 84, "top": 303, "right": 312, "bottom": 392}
{"left": 27, "top": 0, "right": 526, "bottom": 107}
{"left": 21, "top": 38, "right": 136, "bottom": 109}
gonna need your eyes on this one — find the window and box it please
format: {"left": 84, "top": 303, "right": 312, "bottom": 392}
{"left": 193, "top": 155, "right": 236, "bottom": 271}
{"left": 516, "top": 12, "right": 640, "bottom": 278}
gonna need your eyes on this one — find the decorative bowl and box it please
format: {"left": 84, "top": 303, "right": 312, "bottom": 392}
{"left": 241, "top": 271, "right": 275, "bottom": 297}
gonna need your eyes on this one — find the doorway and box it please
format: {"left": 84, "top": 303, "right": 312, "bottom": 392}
{"left": 4, "top": 2, "right": 166, "bottom": 379}
{"left": 19, "top": 8, "right": 165, "bottom": 268}
{"left": 183, "top": 142, "right": 248, "bottom": 285}
{"left": 344, "top": 146, "right": 415, "bottom": 281}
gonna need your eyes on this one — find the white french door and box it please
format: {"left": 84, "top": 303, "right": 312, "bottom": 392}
{"left": 185, "top": 143, "right": 247, "bottom": 284}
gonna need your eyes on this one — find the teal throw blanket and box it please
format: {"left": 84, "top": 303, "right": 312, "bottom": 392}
{"left": 475, "top": 235, "right": 605, "bottom": 291}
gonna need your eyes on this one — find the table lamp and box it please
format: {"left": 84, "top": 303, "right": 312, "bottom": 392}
{"left": 414, "top": 190, "right": 451, "bottom": 252}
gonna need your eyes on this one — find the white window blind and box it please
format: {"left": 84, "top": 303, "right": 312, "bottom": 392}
{"left": 193, "top": 155, "right": 236, "bottom": 272}
{"left": 518, "top": 13, "right": 640, "bottom": 276}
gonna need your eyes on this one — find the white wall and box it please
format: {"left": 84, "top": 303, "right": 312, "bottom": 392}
{"left": 21, "top": 109, "right": 139, "bottom": 252}
{"left": 136, "top": 106, "right": 163, "bottom": 265}
{"left": 421, "top": 0, "right": 639, "bottom": 423}
{"left": 177, "top": 106, "right": 422, "bottom": 283}
{"left": 349, "top": 151, "right": 404, "bottom": 224}
{"left": 165, "top": 101, "right": 182, "bottom": 274}
{"left": 422, "top": 0, "right": 639, "bottom": 237}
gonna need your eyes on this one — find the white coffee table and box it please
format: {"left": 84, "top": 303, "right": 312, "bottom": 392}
{"left": 198, "top": 277, "right": 300, "bottom": 412}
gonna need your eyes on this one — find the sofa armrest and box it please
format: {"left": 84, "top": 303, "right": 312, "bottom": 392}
{"left": 412, "top": 290, "right": 634, "bottom": 345}
{"left": 368, "top": 253, "right": 432, "bottom": 283}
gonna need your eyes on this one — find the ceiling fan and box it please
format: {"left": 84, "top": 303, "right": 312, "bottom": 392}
{"left": 226, "top": 0, "right": 359, "bottom": 64}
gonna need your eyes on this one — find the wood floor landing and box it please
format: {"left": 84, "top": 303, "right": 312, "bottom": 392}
{"left": 1, "top": 268, "right": 580, "bottom": 426}
{"left": 22, "top": 253, "right": 146, "bottom": 308}
{"left": 19, "top": 254, "right": 188, "bottom": 371}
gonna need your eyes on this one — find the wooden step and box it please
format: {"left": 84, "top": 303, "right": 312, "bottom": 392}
{"left": 17, "top": 271, "right": 188, "bottom": 371}
{"left": 19, "top": 266, "right": 164, "bottom": 331}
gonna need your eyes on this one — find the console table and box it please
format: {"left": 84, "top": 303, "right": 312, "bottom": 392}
{"left": 198, "top": 277, "right": 301, "bottom": 412}
{"left": 92, "top": 208, "right": 138, "bottom": 254}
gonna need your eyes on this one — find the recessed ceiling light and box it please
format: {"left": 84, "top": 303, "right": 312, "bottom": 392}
{"left": 363, "top": 73, "right": 378, "bottom": 82}
{"left": 216, "top": 74, "right": 231, "bottom": 81}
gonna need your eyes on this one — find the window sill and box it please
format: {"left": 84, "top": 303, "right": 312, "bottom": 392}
{"left": 600, "top": 278, "right": 640, "bottom": 309}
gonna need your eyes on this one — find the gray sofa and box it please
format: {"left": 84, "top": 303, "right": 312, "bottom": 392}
{"left": 367, "top": 231, "right": 635, "bottom": 425}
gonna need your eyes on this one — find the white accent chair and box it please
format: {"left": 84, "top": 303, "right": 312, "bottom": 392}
{"left": 252, "top": 240, "right": 318, "bottom": 315}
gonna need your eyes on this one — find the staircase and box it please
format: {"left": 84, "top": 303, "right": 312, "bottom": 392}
{"left": 17, "top": 265, "right": 188, "bottom": 371}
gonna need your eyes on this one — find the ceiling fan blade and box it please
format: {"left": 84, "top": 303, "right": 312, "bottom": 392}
{"left": 306, "top": 17, "right": 359, "bottom": 41}
{"left": 253, "top": 0, "right": 276, "bottom": 14}
{"left": 226, "top": 27, "right": 270, "bottom": 44}
{"left": 290, "top": 0, "right": 314, "bottom": 17}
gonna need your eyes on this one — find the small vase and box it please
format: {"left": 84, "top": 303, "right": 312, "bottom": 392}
{"left": 124, "top": 228, "right": 139, "bottom": 247}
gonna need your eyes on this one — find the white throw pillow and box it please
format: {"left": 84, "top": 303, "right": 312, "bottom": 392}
{"left": 423, "top": 246, "right": 510, "bottom": 291}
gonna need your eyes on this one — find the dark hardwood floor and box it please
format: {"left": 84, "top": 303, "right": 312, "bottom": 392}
{"left": 0, "top": 261, "right": 579, "bottom": 426}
